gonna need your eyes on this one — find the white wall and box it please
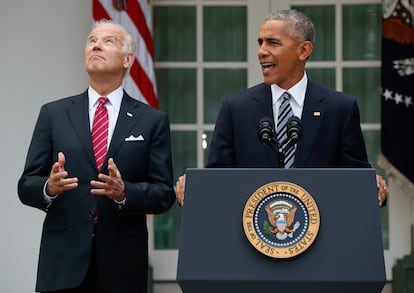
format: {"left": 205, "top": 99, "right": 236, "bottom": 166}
{"left": 0, "top": 1, "right": 90, "bottom": 292}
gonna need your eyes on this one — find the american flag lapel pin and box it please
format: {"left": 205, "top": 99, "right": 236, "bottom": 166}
{"left": 127, "top": 112, "right": 133, "bottom": 117}
{"left": 313, "top": 111, "right": 321, "bottom": 117}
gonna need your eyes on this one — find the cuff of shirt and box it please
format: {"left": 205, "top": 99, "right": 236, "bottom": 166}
{"left": 43, "top": 180, "right": 59, "bottom": 207}
{"left": 114, "top": 198, "right": 126, "bottom": 209}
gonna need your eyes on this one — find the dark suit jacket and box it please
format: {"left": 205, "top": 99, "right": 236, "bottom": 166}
{"left": 207, "top": 81, "right": 371, "bottom": 168}
{"left": 18, "top": 90, "right": 175, "bottom": 292}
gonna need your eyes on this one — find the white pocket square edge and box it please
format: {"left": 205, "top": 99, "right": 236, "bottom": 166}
{"left": 125, "top": 134, "right": 144, "bottom": 141}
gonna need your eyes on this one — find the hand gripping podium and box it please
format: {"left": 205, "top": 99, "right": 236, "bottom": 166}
{"left": 177, "top": 168, "right": 386, "bottom": 293}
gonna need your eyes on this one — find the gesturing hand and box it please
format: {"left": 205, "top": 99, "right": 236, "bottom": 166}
{"left": 376, "top": 174, "right": 388, "bottom": 207}
{"left": 90, "top": 158, "right": 125, "bottom": 202}
{"left": 46, "top": 152, "right": 78, "bottom": 196}
{"left": 175, "top": 174, "right": 186, "bottom": 206}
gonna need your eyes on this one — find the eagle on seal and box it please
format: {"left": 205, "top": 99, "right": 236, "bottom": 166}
{"left": 265, "top": 203, "right": 299, "bottom": 240}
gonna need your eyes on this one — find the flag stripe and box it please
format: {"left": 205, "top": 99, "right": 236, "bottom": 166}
{"left": 92, "top": 0, "right": 110, "bottom": 21}
{"left": 130, "top": 60, "right": 158, "bottom": 107}
{"left": 125, "top": 0, "right": 154, "bottom": 57}
{"left": 92, "top": 0, "right": 158, "bottom": 108}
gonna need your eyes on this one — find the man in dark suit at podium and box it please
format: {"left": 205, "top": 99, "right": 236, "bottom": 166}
{"left": 175, "top": 9, "right": 387, "bottom": 207}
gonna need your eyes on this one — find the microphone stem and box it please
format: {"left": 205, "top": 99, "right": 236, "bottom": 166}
{"left": 278, "top": 146, "right": 285, "bottom": 168}
{"left": 265, "top": 137, "right": 285, "bottom": 168}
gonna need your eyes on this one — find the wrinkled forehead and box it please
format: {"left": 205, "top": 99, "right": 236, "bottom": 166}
{"left": 88, "top": 25, "right": 125, "bottom": 41}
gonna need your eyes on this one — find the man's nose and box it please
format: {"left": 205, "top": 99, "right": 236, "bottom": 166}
{"left": 258, "top": 45, "right": 268, "bottom": 57}
{"left": 93, "top": 44, "right": 102, "bottom": 51}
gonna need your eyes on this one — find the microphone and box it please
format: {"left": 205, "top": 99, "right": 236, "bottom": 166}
{"left": 283, "top": 116, "right": 302, "bottom": 150}
{"left": 257, "top": 117, "right": 284, "bottom": 167}
{"left": 257, "top": 117, "right": 276, "bottom": 146}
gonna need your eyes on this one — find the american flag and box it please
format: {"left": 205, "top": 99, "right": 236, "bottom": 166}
{"left": 93, "top": 0, "right": 158, "bottom": 108}
{"left": 379, "top": 1, "right": 414, "bottom": 189}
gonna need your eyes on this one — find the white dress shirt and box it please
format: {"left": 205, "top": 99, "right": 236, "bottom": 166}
{"left": 88, "top": 85, "right": 123, "bottom": 146}
{"left": 271, "top": 72, "right": 308, "bottom": 128}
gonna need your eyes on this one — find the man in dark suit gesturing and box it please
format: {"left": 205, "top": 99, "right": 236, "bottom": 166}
{"left": 176, "top": 9, "right": 387, "bottom": 206}
{"left": 18, "top": 20, "right": 175, "bottom": 293}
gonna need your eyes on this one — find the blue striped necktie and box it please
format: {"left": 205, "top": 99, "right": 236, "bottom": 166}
{"left": 276, "top": 92, "right": 295, "bottom": 168}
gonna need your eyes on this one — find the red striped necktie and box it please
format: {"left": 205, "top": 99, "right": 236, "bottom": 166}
{"left": 92, "top": 97, "right": 109, "bottom": 172}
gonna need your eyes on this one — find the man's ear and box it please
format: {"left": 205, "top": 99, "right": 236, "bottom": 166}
{"left": 123, "top": 53, "right": 134, "bottom": 69}
{"left": 298, "top": 41, "right": 313, "bottom": 61}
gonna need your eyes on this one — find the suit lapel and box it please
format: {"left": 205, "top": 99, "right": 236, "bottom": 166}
{"left": 104, "top": 93, "right": 141, "bottom": 168}
{"left": 294, "top": 81, "right": 325, "bottom": 167}
{"left": 251, "top": 84, "right": 274, "bottom": 125}
{"left": 251, "top": 84, "right": 280, "bottom": 167}
{"left": 66, "top": 91, "right": 97, "bottom": 169}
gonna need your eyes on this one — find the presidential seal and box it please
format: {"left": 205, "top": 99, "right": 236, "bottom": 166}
{"left": 242, "top": 181, "right": 320, "bottom": 258}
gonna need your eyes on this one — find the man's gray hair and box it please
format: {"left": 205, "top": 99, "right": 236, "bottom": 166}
{"left": 265, "top": 10, "right": 316, "bottom": 44}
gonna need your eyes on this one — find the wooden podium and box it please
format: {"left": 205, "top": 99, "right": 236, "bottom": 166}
{"left": 177, "top": 168, "right": 386, "bottom": 293}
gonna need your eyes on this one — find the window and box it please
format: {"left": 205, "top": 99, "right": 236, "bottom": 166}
{"left": 153, "top": 1, "right": 248, "bottom": 250}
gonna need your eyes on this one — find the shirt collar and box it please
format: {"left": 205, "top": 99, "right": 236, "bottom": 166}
{"left": 271, "top": 72, "right": 308, "bottom": 107}
{"left": 88, "top": 85, "right": 124, "bottom": 110}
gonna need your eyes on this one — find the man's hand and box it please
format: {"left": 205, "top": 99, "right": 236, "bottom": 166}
{"left": 46, "top": 152, "right": 78, "bottom": 196}
{"left": 376, "top": 174, "right": 388, "bottom": 207}
{"left": 175, "top": 174, "right": 186, "bottom": 206}
{"left": 90, "top": 158, "right": 125, "bottom": 201}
